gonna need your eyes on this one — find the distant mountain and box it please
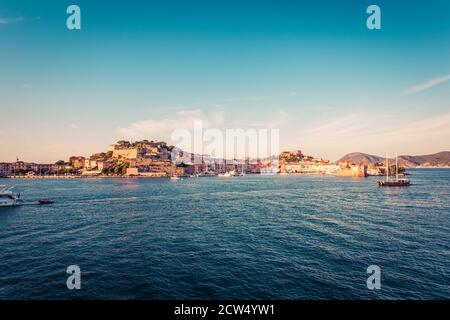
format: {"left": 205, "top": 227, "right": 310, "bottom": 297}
{"left": 398, "top": 151, "right": 450, "bottom": 167}
{"left": 337, "top": 152, "right": 385, "bottom": 165}
{"left": 337, "top": 151, "right": 450, "bottom": 167}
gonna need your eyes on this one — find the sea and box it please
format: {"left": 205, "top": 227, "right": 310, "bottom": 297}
{"left": 0, "top": 169, "right": 449, "bottom": 299}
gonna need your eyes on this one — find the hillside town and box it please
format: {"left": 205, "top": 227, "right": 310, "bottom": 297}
{"left": 0, "top": 139, "right": 400, "bottom": 179}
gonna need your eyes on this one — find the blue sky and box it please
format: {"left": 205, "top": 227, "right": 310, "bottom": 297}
{"left": 1, "top": 0, "right": 449, "bottom": 162}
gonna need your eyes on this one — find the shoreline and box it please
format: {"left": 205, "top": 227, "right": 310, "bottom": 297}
{"left": 2, "top": 166, "right": 449, "bottom": 180}
{"left": 4, "top": 175, "right": 170, "bottom": 179}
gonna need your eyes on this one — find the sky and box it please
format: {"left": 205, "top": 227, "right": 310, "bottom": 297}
{"left": 0, "top": 0, "right": 449, "bottom": 162}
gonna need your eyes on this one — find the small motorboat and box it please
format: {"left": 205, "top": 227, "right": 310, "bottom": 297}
{"left": 218, "top": 172, "right": 232, "bottom": 177}
{"left": 37, "top": 199, "right": 54, "bottom": 205}
{"left": 0, "top": 186, "right": 21, "bottom": 207}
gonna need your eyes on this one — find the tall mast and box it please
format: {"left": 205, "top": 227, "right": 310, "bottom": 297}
{"left": 386, "top": 153, "right": 389, "bottom": 181}
{"left": 396, "top": 152, "right": 398, "bottom": 181}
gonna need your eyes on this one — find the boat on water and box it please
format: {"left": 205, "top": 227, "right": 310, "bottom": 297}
{"left": 378, "top": 179, "right": 410, "bottom": 187}
{"left": 170, "top": 176, "right": 180, "bottom": 180}
{"left": 260, "top": 167, "right": 279, "bottom": 175}
{"left": 37, "top": 199, "right": 54, "bottom": 205}
{"left": 377, "top": 153, "right": 410, "bottom": 187}
{"left": 218, "top": 172, "right": 232, "bottom": 177}
{"left": 0, "top": 186, "right": 22, "bottom": 207}
{"left": 231, "top": 170, "right": 245, "bottom": 176}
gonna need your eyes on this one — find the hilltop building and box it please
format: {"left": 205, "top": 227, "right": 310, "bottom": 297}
{"left": 69, "top": 156, "right": 85, "bottom": 169}
{"left": 109, "top": 140, "right": 170, "bottom": 161}
{"left": 279, "top": 149, "right": 337, "bottom": 174}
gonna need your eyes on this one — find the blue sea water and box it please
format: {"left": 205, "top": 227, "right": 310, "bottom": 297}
{"left": 0, "top": 169, "right": 449, "bottom": 300}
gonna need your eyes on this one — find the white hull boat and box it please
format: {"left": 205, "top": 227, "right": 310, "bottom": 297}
{"left": 0, "top": 186, "right": 22, "bottom": 207}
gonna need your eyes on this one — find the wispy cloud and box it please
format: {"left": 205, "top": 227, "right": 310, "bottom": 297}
{"left": 402, "top": 74, "right": 450, "bottom": 95}
{"left": 0, "top": 16, "right": 23, "bottom": 25}
{"left": 117, "top": 110, "right": 225, "bottom": 141}
{"left": 298, "top": 112, "right": 450, "bottom": 160}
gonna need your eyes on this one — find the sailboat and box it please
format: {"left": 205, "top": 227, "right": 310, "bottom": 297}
{"left": 377, "top": 153, "right": 410, "bottom": 187}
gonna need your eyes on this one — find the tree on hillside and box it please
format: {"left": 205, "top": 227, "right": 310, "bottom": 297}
{"left": 121, "top": 163, "right": 129, "bottom": 175}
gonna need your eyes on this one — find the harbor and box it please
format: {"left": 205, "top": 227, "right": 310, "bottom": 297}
{"left": 2, "top": 140, "right": 441, "bottom": 181}
{"left": 0, "top": 169, "right": 448, "bottom": 299}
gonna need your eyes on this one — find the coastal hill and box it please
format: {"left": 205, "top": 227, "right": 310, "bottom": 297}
{"left": 336, "top": 152, "right": 385, "bottom": 164}
{"left": 337, "top": 151, "right": 450, "bottom": 168}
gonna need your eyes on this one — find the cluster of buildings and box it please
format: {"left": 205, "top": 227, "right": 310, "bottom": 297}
{"left": 115, "top": 140, "right": 277, "bottom": 177}
{"left": 110, "top": 140, "right": 177, "bottom": 177}
{"left": 279, "top": 150, "right": 339, "bottom": 175}
{"left": 0, "top": 161, "right": 74, "bottom": 177}
{"left": 0, "top": 142, "right": 389, "bottom": 179}
{"left": 278, "top": 149, "right": 387, "bottom": 177}
{"left": 0, "top": 163, "right": 13, "bottom": 177}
